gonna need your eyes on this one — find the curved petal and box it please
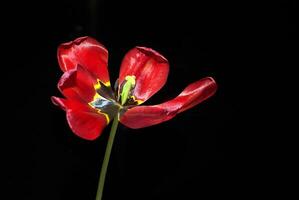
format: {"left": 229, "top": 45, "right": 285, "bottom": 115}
{"left": 119, "top": 47, "right": 169, "bottom": 104}
{"left": 51, "top": 97, "right": 108, "bottom": 140}
{"left": 57, "top": 36, "right": 110, "bottom": 84}
{"left": 120, "top": 77, "right": 217, "bottom": 129}
{"left": 58, "top": 65, "right": 98, "bottom": 103}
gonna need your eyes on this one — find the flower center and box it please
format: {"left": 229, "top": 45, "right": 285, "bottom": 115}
{"left": 88, "top": 75, "right": 144, "bottom": 122}
{"left": 89, "top": 80, "right": 119, "bottom": 123}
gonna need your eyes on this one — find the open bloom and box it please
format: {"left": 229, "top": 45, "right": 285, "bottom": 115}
{"left": 52, "top": 36, "right": 217, "bottom": 140}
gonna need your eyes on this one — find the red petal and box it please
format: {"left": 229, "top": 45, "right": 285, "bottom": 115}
{"left": 58, "top": 65, "right": 97, "bottom": 102}
{"left": 57, "top": 36, "right": 110, "bottom": 84}
{"left": 119, "top": 47, "right": 169, "bottom": 103}
{"left": 120, "top": 77, "right": 217, "bottom": 129}
{"left": 51, "top": 97, "right": 108, "bottom": 140}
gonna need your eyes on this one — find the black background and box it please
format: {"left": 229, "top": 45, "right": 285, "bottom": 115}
{"left": 3, "top": 0, "right": 294, "bottom": 199}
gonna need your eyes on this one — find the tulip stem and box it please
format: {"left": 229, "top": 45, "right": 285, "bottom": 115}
{"left": 95, "top": 114, "right": 119, "bottom": 200}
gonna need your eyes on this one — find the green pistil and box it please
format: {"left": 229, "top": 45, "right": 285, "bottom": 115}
{"left": 120, "top": 76, "right": 136, "bottom": 105}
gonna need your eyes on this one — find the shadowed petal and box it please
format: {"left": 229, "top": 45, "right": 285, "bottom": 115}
{"left": 51, "top": 97, "right": 109, "bottom": 140}
{"left": 57, "top": 65, "right": 98, "bottom": 103}
{"left": 120, "top": 77, "right": 217, "bottom": 129}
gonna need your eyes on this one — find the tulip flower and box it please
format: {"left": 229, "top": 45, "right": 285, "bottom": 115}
{"left": 51, "top": 36, "right": 217, "bottom": 200}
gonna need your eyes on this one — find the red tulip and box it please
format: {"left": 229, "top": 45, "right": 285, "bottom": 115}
{"left": 52, "top": 36, "right": 217, "bottom": 140}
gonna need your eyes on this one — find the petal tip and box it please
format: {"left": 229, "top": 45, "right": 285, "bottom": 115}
{"left": 73, "top": 36, "right": 89, "bottom": 45}
{"left": 51, "top": 96, "right": 66, "bottom": 110}
{"left": 59, "top": 36, "right": 89, "bottom": 49}
{"left": 206, "top": 76, "right": 217, "bottom": 83}
{"left": 57, "top": 68, "right": 77, "bottom": 92}
{"left": 205, "top": 76, "right": 218, "bottom": 92}
{"left": 136, "top": 46, "right": 168, "bottom": 63}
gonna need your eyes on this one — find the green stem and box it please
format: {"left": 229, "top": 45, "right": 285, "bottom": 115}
{"left": 95, "top": 114, "right": 119, "bottom": 200}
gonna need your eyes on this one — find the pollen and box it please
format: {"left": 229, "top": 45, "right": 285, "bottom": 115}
{"left": 131, "top": 95, "right": 143, "bottom": 105}
{"left": 94, "top": 79, "right": 111, "bottom": 90}
{"left": 94, "top": 79, "right": 101, "bottom": 90}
